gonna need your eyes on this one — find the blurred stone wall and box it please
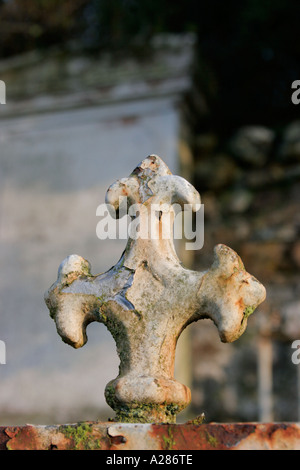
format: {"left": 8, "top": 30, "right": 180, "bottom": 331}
{"left": 189, "top": 122, "right": 300, "bottom": 422}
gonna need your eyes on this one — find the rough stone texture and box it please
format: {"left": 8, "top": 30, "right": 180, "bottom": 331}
{"left": 45, "top": 155, "right": 266, "bottom": 423}
{"left": 1, "top": 421, "right": 300, "bottom": 450}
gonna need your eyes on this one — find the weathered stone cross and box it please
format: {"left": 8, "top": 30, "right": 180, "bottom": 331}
{"left": 45, "top": 155, "right": 266, "bottom": 423}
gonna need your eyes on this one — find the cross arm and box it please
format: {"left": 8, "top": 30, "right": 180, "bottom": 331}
{"left": 195, "top": 244, "right": 266, "bottom": 343}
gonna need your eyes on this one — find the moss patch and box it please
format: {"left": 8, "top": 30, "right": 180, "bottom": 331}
{"left": 60, "top": 423, "right": 101, "bottom": 450}
{"left": 243, "top": 305, "right": 256, "bottom": 319}
{"left": 162, "top": 427, "right": 176, "bottom": 450}
{"left": 97, "top": 293, "right": 108, "bottom": 306}
{"left": 186, "top": 413, "right": 205, "bottom": 425}
{"left": 205, "top": 431, "right": 218, "bottom": 448}
{"left": 108, "top": 400, "right": 180, "bottom": 424}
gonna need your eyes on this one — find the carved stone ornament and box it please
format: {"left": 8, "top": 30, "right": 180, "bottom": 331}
{"left": 45, "top": 155, "right": 266, "bottom": 423}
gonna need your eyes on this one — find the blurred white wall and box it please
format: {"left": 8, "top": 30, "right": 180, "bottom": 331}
{"left": 0, "top": 36, "right": 195, "bottom": 424}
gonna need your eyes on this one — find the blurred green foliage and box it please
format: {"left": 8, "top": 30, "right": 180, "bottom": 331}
{"left": 0, "top": 0, "right": 299, "bottom": 130}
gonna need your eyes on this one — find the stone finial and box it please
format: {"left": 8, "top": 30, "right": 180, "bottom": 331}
{"left": 45, "top": 154, "right": 266, "bottom": 423}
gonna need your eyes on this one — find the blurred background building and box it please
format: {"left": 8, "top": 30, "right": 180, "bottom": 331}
{"left": 0, "top": 0, "right": 300, "bottom": 425}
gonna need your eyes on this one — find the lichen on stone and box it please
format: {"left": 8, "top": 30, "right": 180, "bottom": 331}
{"left": 243, "top": 305, "right": 256, "bottom": 318}
{"left": 60, "top": 423, "right": 101, "bottom": 450}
